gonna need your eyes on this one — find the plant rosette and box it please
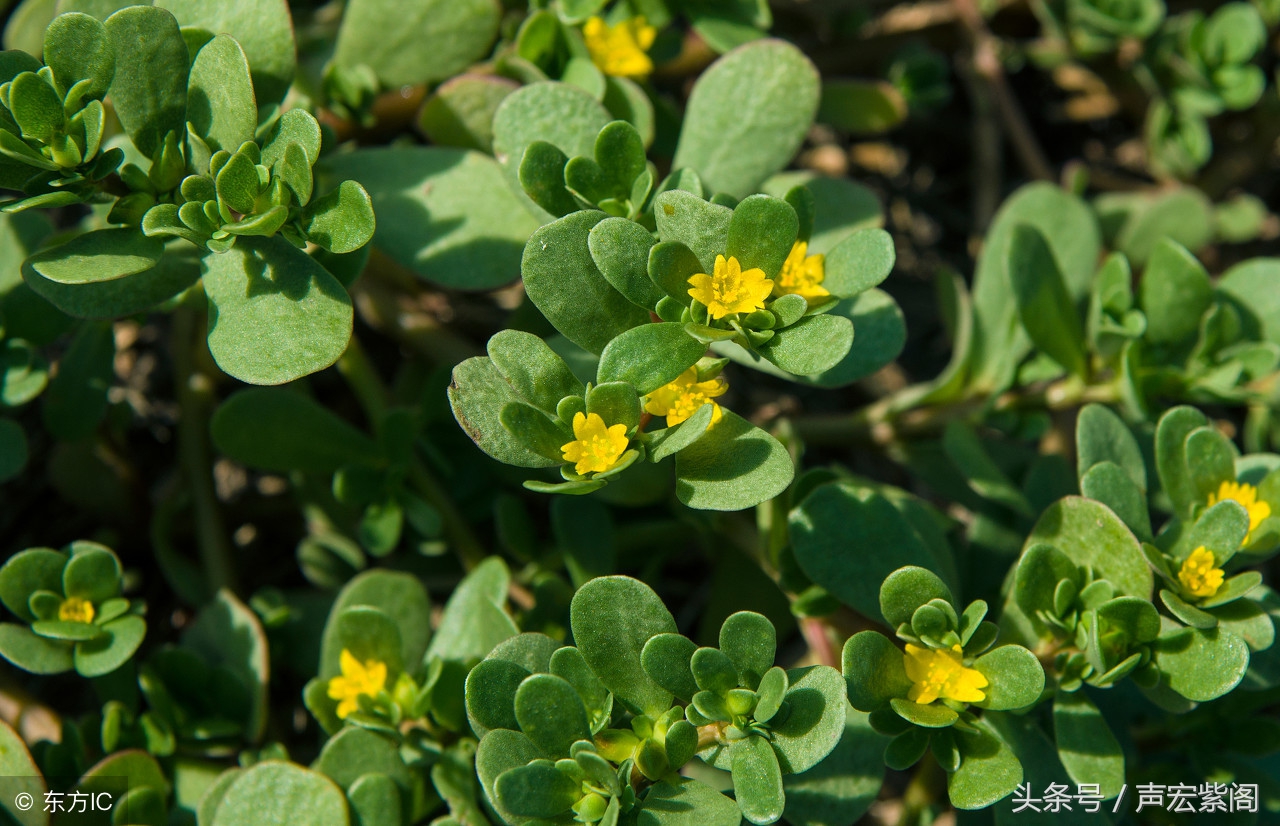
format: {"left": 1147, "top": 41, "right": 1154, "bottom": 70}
{"left": 448, "top": 329, "right": 794, "bottom": 510}
{"left": 470, "top": 576, "right": 840, "bottom": 826}
{"left": 843, "top": 567, "right": 1044, "bottom": 810}
{"left": 0, "top": 541, "right": 145, "bottom": 677}
{"left": 639, "top": 611, "right": 847, "bottom": 825}
{"left": 1013, "top": 543, "right": 1163, "bottom": 692}
{"left": 0, "top": 13, "right": 125, "bottom": 212}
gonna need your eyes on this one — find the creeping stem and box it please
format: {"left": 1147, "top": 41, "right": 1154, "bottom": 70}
{"left": 792, "top": 375, "right": 1122, "bottom": 448}
{"left": 173, "top": 304, "right": 238, "bottom": 592}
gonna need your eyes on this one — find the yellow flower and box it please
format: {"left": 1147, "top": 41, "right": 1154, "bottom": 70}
{"left": 687, "top": 255, "right": 774, "bottom": 320}
{"left": 1208, "top": 480, "right": 1271, "bottom": 543}
{"left": 58, "top": 596, "right": 94, "bottom": 623}
{"left": 903, "top": 643, "right": 988, "bottom": 705}
{"left": 583, "top": 16, "right": 657, "bottom": 79}
{"left": 643, "top": 368, "right": 728, "bottom": 427}
{"left": 773, "top": 241, "right": 829, "bottom": 300}
{"left": 327, "top": 649, "right": 388, "bottom": 719}
{"left": 1178, "top": 546, "right": 1224, "bottom": 599}
{"left": 561, "top": 411, "right": 629, "bottom": 476}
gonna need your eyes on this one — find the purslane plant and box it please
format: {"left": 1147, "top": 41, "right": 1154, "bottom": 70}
{"left": 2, "top": 7, "right": 375, "bottom": 386}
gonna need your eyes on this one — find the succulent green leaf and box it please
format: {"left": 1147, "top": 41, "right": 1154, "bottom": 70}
{"left": 585, "top": 381, "right": 640, "bottom": 432}
{"left": 186, "top": 34, "right": 256, "bottom": 155}
{"left": 970, "top": 182, "right": 1099, "bottom": 392}
{"left": 465, "top": 662, "right": 532, "bottom": 732}
{"left": 449, "top": 356, "right": 559, "bottom": 468}
{"left": 487, "top": 330, "right": 584, "bottom": 415}
{"left": 210, "top": 761, "right": 348, "bottom": 826}
{"left": 495, "top": 760, "right": 580, "bottom": 819}
{"left": 1080, "top": 462, "right": 1152, "bottom": 541}
{"left": 822, "top": 228, "right": 894, "bottom": 298}
{"left": 322, "top": 147, "right": 538, "bottom": 290}
{"left": 1138, "top": 238, "right": 1213, "bottom": 346}
{"left": 155, "top": 0, "right": 295, "bottom": 105}
{"left": 673, "top": 40, "right": 819, "bottom": 199}
{"left": 648, "top": 240, "right": 704, "bottom": 305}
{"left": 733, "top": 735, "right": 785, "bottom": 825}
{"left": 426, "top": 557, "right": 518, "bottom": 665}
{"left": 947, "top": 721, "right": 1023, "bottom": 810}
{"left": 43, "top": 11, "right": 114, "bottom": 99}
{"left": 1052, "top": 690, "right": 1125, "bottom": 799}
{"left": 201, "top": 236, "right": 353, "bottom": 385}
{"left": 1178, "top": 498, "right": 1249, "bottom": 567}
{"left": 518, "top": 140, "right": 576, "bottom": 218}
{"left": 1025, "top": 497, "right": 1152, "bottom": 599}
{"left": 1077, "top": 403, "right": 1146, "bottom": 490}
{"left": 332, "top": 0, "right": 499, "bottom": 88}
{"left": 1184, "top": 426, "right": 1238, "bottom": 502}
{"left": 211, "top": 388, "right": 379, "bottom": 474}
{"left": 419, "top": 74, "right": 518, "bottom": 154}
{"left": 73, "top": 614, "right": 145, "bottom": 677}
{"left": 103, "top": 7, "right": 189, "bottom": 159}
{"left": 10, "top": 72, "right": 63, "bottom": 143}
{"left": 754, "top": 667, "right": 788, "bottom": 723}
{"left": 476, "top": 729, "right": 546, "bottom": 826}
{"left": 334, "top": 605, "right": 403, "bottom": 674}
{"left": 588, "top": 216, "right": 664, "bottom": 309}
{"left": 841, "top": 632, "right": 911, "bottom": 712}
{"left": 523, "top": 210, "right": 649, "bottom": 354}
{"left": 719, "top": 611, "right": 777, "bottom": 690}
{"left": 0, "top": 623, "right": 73, "bottom": 674}
{"left": 771, "top": 665, "right": 848, "bottom": 772}
{"left": 754, "top": 312, "right": 854, "bottom": 376}
{"left": 570, "top": 575, "right": 676, "bottom": 717}
{"left": 26, "top": 229, "right": 163, "bottom": 286}
{"left": 972, "top": 645, "right": 1043, "bottom": 711}
{"left": 597, "top": 323, "right": 704, "bottom": 395}
{"left": 674, "top": 409, "right": 793, "bottom": 511}
{"left": 641, "top": 633, "right": 699, "bottom": 701}
{"left": 690, "top": 647, "right": 739, "bottom": 694}
{"left": 1153, "top": 626, "right": 1249, "bottom": 701}
{"left": 215, "top": 150, "right": 259, "bottom": 214}
{"left": 725, "top": 195, "right": 798, "bottom": 280}
{"left": 345, "top": 774, "right": 400, "bottom": 826}
{"left": 638, "top": 777, "right": 741, "bottom": 826}
{"left": 299, "top": 180, "right": 375, "bottom": 254}
{"left": 61, "top": 544, "right": 119, "bottom": 602}
{"left": 1008, "top": 224, "right": 1087, "bottom": 376}
{"left": 653, "top": 190, "right": 733, "bottom": 275}
{"left": 514, "top": 673, "right": 592, "bottom": 758}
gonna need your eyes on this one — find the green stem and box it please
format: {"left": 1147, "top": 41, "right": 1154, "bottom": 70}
{"left": 335, "top": 335, "right": 488, "bottom": 571}
{"left": 407, "top": 461, "right": 488, "bottom": 571}
{"left": 336, "top": 335, "right": 388, "bottom": 424}
{"left": 897, "top": 753, "right": 945, "bottom": 826}
{"left": 792, "top": 375, "right": 1121, "bottom": 448}
{"left": 172, "top": 305, "right": 237, "bottom": 593}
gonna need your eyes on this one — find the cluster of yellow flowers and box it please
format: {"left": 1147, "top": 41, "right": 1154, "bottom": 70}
{"left": 556, "top": 242, "right": 832, "bottom": 478}
{"left": 687, "top": 242, "right": 829, "bottom": 321}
